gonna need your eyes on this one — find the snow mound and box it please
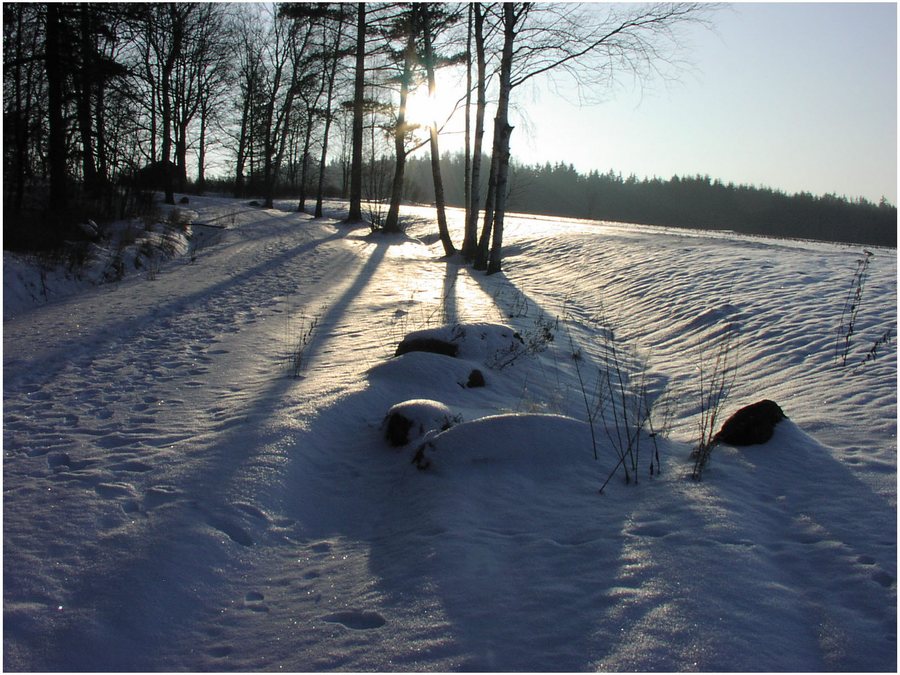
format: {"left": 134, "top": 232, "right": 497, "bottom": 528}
{"left": 3, "top": 221, "right": 192, "bottom": 314}
{"left": 367, "top": 350, "right": 475, "bottom": 388}
{"left": 383, "top": 398, "right": 458, "bottom": 447}
{"left": 396, "top": 322, "right": 525, "bottom": 367}
{"left": 413, "top": 413, "right": 596, "bottom": 472}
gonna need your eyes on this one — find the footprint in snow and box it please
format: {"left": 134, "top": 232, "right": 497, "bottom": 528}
{"left": 243, "top": 591, "right": 269, "bottom": 613}
{"left": 111, "top": 459, "right": 153, "bottom": 473}
{"left": 310, "top": 541, "right": 332, "bottom": 554}
{"left": 322, "top": 610, "right": 386, "bottom": 630}
{"left": 233, "top": 501, "right": 270, "bottom": 523}
{"left": 207, "top": 515, "right": 254, "bottom": 547}
{"left": 207, "top": 645, "right": 233, "bottom": 658}
{"left": 871, "top": 570, "right": 895, "bottom": 588}
{"left": 94, "top": 482, "right": 136, "bottom": 500}
{"left": 143, "top": 485, "right": 181, "bottom": 509}
{"left": 47, "top": 453, "right": 93, "bottom": 472}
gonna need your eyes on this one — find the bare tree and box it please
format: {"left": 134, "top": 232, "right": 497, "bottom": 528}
{"left": 475, "top": 2, "right": 712, "bottom": 274}
{"left": 230, "top": 10, "right": 265, "bottom": 198}
{"left": 313, "top": 6, "right": 352, "bottom": 218}
{"left": 5, "top": 4, "right": 46, "bottom": 217}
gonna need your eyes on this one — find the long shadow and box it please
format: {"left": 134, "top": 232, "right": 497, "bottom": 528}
{"left": 3, "top": 226, "right": 347, "bottom": 383}
{"left": 6, "top": 233, "right": 391, "bottom": 671}
{"left": 443, "top": 263, "right": 897, "bottom": 670}
{"left": 440, "top": 258, "right": 460, "bottom": 325}
{"left": 256, "top": 260, "right": 643, "bottom": 671}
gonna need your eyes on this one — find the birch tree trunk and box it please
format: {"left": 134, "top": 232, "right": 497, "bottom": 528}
{"left": 383, "top": 7, "right": 418, "bottom": 234}
{"left": 466, "top": 4, "right": 488, "bottom": 262}
{"left": 422, "top": 5, "right": 456, "bottom": 256}
{"left": 486, "top": 4, "right": 517, "bottom": 275}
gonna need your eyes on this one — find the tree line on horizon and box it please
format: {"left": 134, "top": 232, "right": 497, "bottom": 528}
{"left": 398, "top": 155, "right": 897, "bottom": 247}
{"left": 10, "top": 2, "right": 887, "bottom": 273}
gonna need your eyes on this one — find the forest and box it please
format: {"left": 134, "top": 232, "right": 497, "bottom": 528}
{"left": 4, "top": 2, "right": 894, "bottom": 269}
{"left": 401, "top": 155, "right": 897, "bottom": 247}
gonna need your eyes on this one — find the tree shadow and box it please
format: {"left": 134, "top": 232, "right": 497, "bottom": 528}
{"left": 5, "top": 237, "right": 393, "bottom": 671}
{"left": 263, "top": 268, "right": 645, "bottom": 671}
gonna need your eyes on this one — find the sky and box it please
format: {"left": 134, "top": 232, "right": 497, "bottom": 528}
{"left": 411, "top": 2, "right": 897, "bottom": 204}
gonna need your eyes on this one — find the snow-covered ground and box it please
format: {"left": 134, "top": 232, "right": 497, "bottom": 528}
{"left": 3, "top": 196, "right": 896, "bottom": 671}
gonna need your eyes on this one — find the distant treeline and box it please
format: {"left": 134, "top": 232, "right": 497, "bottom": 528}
{"left": 402, "top": 154, "right": 897, "bottom": 248}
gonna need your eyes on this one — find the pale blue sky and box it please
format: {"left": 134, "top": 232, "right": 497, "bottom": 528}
{"left": 424, "top": 2, "right": 897, "bottom": 204}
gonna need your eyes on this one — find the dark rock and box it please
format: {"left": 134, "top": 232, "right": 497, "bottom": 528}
{"left": 384, "top": 399, "right": 456, "bottom": 447}
{"left": 395, "top": 336, "right": 459, "bottom": 358}
{"left": 178, "top": 196, "right": 190, "bottom": 204}
{"left": 248, "top": 200, "right": 261, "bottom": 207}
{"left": 466, "top": 369, "right": 486, "bottom": 388}
{"left": 385, "top": 413, "right": 414, "bottom": 447}
{"left": 714, "top": 399, "right": 787, "bottom": 446}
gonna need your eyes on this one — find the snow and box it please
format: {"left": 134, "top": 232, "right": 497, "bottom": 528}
{"left": 3, "top": 195, "right": 896, "bottom": 671}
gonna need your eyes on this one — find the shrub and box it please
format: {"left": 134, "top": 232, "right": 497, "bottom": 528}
{"left": 691, "top": 325, "right": 739, "bottom": 480}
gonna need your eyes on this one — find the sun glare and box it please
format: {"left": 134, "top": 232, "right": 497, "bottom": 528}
{"left": 404, "top": 71, "right": 466, "bottom": 132}
{"left": 405, "top": 85, "right": 441, "bottom": 129}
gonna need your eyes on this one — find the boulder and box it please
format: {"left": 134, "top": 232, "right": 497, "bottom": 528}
{"left": 466, "top": 369, "right": 486, "bottom": 388}
{"left": 714, "top": 399, "right": 787, "bottom": 446}
{"left": 395, "top": 336, "right": 459, "bottom": 358}
{"left": 383, "top": 399, "right": 457, "bottom": 447}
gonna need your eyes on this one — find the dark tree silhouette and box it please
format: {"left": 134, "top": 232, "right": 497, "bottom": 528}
{"left": 346, "top": 2, "right": 366, "bottom": 223}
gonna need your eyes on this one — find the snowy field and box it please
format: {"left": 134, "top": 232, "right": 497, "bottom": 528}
{"left": 3, "top": 196, "right": 896, "bottom": 671}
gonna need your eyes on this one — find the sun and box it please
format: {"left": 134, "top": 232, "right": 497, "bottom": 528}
{"left": 404, "top": 71, "right": 466, "bottom": 131}
{"left": 404, "top": 84, "right": 442, "bottom": 130}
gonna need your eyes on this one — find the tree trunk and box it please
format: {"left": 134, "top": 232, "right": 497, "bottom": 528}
{"left": 384, "top": 8, "right": 417, "bottom": 234}
{"left": 77, "top": 6, "right": 99, "bottom": 199}
{"left": 11, "top": 6, "right": 28, "bottom": 213}
{"left": 346, "top": 3, "right": 365, "bottom": 223}
{"left": 297, "top": 119, "right": 313, "bottom": 213}
{"left": 464, "top": 4, "right": 487, "bottom": 261}
{"left": 45, "top": 4, "right": 69, "bottom": 217}
{"left": 160, "top": 7, "right": 183, "bottom": 205}
{"left": 315, "top": 15, "right": 345, "bottom": 219}
{"left": 485, "top": 4, "right": 516, "bottom": 275}
{"left": 234, "top": 74, "right": 251, "bottom": 198}
{"left": 95, "top": 63, "right": 108, "bottom": 190}
{"left": 142, "top": 51, "right": 158, "bottom": 164}
{"left": 473, "top": 147, "right": 498, "bottom": 270}
{"left": 463, "top": 4, "right": 472, "bottom": 249}
{"left": 261, "top": 28, "right": 289, "bottom": 210}
{"left": 197, "top": 101, "right": 208, "bottom": 193}
{"left": 422, "top": 5, "right": 455, "bottom": 255}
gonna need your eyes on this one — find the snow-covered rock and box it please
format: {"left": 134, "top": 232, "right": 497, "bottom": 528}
{"left": 384, "top": 398, "right": 458, "bottom": 447}
{"left": 412, "top": 413, "right": 594, "bottom": 471}
{"left": 395, "top": 322, "right": 525, "bottom": 367}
